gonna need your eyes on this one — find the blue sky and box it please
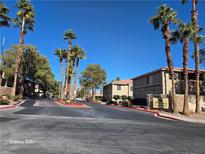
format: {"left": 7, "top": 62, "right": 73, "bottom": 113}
{"left": 1, "top": 0, "right": 205, "bottom": 83}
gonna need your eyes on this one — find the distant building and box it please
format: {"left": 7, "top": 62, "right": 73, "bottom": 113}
{"left": 103, "top": 79, "right": 133, "bottom": 101}
{"left": 132, "top": 67, "right": 205, "bottom": 112}
{"left": 132, "top": 67, "right": 205, "bottom": 99}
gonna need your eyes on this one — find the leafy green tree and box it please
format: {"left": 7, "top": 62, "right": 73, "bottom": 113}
{"left": 182, "top": 0, "right": 201, "bottom": 113}
{"left": 0, "top": 1, "right": 10, "bottom": 27}
{"left": 170, "top": 23, "right": 195, "bottom": 115}
{"left": 34, "top": 55, "right": 56, "bottom": 96}
{"left": 76, "top": 88, "right": 86, "bottom": 98}
{"left": 54, "top": 48, "right": 67, "bottom": 99}
{"left": 2, "top": 46, "right": 17, "bottom": 86}
{"left": 115, "top": 77, "right": 120, "bottom": 81}
{"left": 2, "top": 45, "right": 57, "bottom": 97}
{"left": 64, "top": 29, "right": 76, "bottom": 98}
{"left": 80, "top": 64, "right": 106, "bottom": 101}
{"left": 12, "top": 0, "right": 35, "bottom": 96}
{"left": 150, "top": 4, "right": 178, "bottom": 113}
{"left": 0, "top": 1, "right": 10, "bottom": 83}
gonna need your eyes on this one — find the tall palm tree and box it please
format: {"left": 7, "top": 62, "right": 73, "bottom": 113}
{"left": 54, "top": 48, "right": 67, "bottom": 99}
{"left": 170, "top": 23, "right": 194, "bottom": 115}
{"left": 150, "top": 4, "right": 178, "bottom": 113}
{"left": 0, "top": 1, "right": 10, "bottom": 85}
{"left": 182, "top": 0, "right": 201, "bottom": 113}
{"left": 0, "top": 1, "right": 11, "bottom": 27}
{"left": 72, "top": 45, "right": 86, "bottom": 99}
{"left": 0, "top": 1, "right": 10, "bottom": 28}
{"left": 64, "top": 29, "right": 76, "bottom": 98}
{"left": 12, "top": 0, "right": 35, "bottom": 96}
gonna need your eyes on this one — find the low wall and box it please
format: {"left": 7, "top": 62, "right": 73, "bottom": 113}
{"left": 147, "top": 94, "right": 205, "bottom": 113}
{"left": 0, "top": 86, "right": 12, "bottom": 96}
{"left": 175, "top": 94, "right": 205, "bottom": 113}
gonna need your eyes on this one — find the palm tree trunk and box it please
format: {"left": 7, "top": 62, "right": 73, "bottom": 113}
{"left": 183, "top": 38, "right": 189, "bottom": 115}
{"left": 60, "top": 61, "right": 63, "bottom": 99}
{"left": 192, "top": 0, "right": 200, "bottom": 113}
{"left": 74, "top": 58, "right": 79, "bottom": 100}
{"left": 65, "top": 39, "right": 72, "bottom": 98}
{"left": 64, "top": 66, "right": 67, "bottom": 97}
{"left": 163, "top": 24, "right": 177, "bottom": 113}
{"left": 70, "top": 57, "right": 76, "bottom": 98}
{"left": 11, "top": 17, "right": 25, "bottom": 96}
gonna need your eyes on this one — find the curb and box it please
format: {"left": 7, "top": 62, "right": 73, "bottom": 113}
{"left": 15, "top": 99, "right": 26, "bottom": 106}
{"left": 155, "top": 113, "right": 181, "bottom": 121}
{"left": 0, "top": 99, "right": 26, "bottom": 110}
{"left": 107, "top": 104, "right": 180, "bottom": 121}
{"left": 0, "top": 105, "right": 16, "bottom": 110}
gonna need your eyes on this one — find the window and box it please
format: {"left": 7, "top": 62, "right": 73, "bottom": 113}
{"left": 117, "top": 85, "right": 121, "bottom": 91}
{"left": 130, "top": 86, "right": 133, "bottom": 91}
{"left": 146, "top": 77, "right": 150, "bottom": 85}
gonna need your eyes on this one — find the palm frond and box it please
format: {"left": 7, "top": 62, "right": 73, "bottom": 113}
{"left": 170, "top": 30, "right": 180, "bottom": 44}
{"left": 150, "top": 16, "right": 160, "bottom": 30}
{"left": 181, "top": 0, "right": 188, "bottom": 4}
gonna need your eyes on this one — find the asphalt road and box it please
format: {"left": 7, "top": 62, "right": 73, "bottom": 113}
{"left": 0, "top": 99, "right": 205, "bottom": 154}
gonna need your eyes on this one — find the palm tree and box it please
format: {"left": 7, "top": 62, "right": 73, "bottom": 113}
{"left": 150, "top": 4, "right": 178, "bottom": 113}
{"left": 0, "top": 1, "right": 10, "bottom": 85}
{"left": 182, "top": 0, "right": 201, "bottom": 113}
{"left": 12, "top": 0, "right": 35, "bottom": 96}
{"left": 54, "top": 48, "right": 67, "bottom": 99}
{"left": 0, "top": 1, "right": 10, "bottom": 28}
{"left": 0, "top": 1, "right": 10, "bottom": 27}
{"left": 72, "top": 45, "right": 86, "bottom": 99}
{"left": 170, "top": 23, "right": 194, "bottom": 115}
{"left": 64, "top": 29, "right": 76, "bottom": 98}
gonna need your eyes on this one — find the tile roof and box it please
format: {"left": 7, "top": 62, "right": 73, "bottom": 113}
{"left": 112, "top": 79, "right": 133, "bottom": 85}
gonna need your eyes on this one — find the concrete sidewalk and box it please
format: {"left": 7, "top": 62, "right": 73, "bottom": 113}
{"left": 0, "top": 100, "right": 25, "bottom": 110}
{"left": 158, "top": 112, "right": 205, "bottom": 124}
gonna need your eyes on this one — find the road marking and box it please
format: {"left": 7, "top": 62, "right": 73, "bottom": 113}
{"left": 16, "top": 100, "right": 26, "bottom": 106}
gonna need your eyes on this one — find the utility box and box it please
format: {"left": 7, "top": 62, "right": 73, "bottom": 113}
{"left": 152, "top": 97, "right": 159, "bottom": 108}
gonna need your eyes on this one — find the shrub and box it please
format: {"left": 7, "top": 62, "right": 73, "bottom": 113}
{"left": 113, "top": 95, "right": 120, "bottom": 102}
{"left": 11, "top": 95, "right": 22, "bottom": 101}
{"left": 101, "top": 97, "right": 108, "bottom": 102}
{"left": 122, "top": 101, "right": 128, "bottom": 107}
{"left": 0, "top": 99, "right": 10, "bottom": 105}
{"left": 121, "top": 95, "right": 127, "bottom": 102}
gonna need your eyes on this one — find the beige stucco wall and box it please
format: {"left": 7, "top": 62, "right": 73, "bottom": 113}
{"left": 148, "top": 94, "right": 205, "bottom": 113}
{"left": 0, "top": 86, "right": 12, "bottom": 96}
{"left": 133, "top": 71, "right": 163, "bottom": 99}
{"left": 112, "top": 84, "right": 133, "bottom": 98}
{"left": 175, "top": 94, "right": 205, "bottom": 113}
{"left": 103, "top": 83, "right": 133, "bottom": 101}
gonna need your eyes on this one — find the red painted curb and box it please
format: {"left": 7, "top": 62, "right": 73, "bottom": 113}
{"left": 156, "top": 113, "right": 181, "bottom": 121}
{"left": 0, "top": 105, "right": 16, "bottom": 110}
